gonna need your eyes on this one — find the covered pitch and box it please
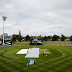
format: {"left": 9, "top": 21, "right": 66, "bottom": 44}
{"left": 16, "top": 48, "right": 39, "bottom": 58}
{"left": 25, "top": 48, "right": 39, "bottom": 58}
{"left": 16, "top": 49, "right": 28, "bottom": 54}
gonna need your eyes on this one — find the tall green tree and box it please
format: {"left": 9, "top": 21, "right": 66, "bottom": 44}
{"left": 15, "top": 35, "right": 19, "bottom": 40}
{"left": 18, "top": 30, "right": 22, "bottom": 41}
{"left": 38, "top": 35, "right": 43, "bottom": 41}
{"left": 12, "top": 35, "right": 16, "bottom": 42}
{"left": 19, "top": 30, "right": 21, "bottom": 36}
{"left": 61, "top": 34, "right": 66, "bottom": 41}
{"left": 48, "top": 36, "right": 52, "bottom": 40}
{"left": 25, "top": 35, "right": 30, "bottom": 41}
{"left": 18, "top": 36, "right": 22, "bottom": 41}
{"left": 43, "top": 36, "right": 48, "bottom": 41}
{"left": 52, "top": 35, "right": 58, "bottom": 41}
{"left": 70, "top": 36, "right": 72, "bottom": 41}
{"left": 30, "top": 36, "right": 34, "bottom": 41}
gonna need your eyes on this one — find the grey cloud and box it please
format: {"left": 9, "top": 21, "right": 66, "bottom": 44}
{"left": 0, "top": 0, "right": 72, "bottom": 36}
{"left": 52, "top": 26, "right": 63, "bottom": 29}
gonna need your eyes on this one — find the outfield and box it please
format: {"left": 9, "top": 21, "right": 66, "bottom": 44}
{"left": 0, "top": 46, "right": 72, "bottom": 72}
{"left": 13, "top": 41, "right": 72, "bottom": 46}
{"left": 43, "top": 41, "right": 72, "bottom": 46}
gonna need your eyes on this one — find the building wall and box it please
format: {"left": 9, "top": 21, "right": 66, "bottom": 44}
{"left": 0, "top": 33, "right": 12, "bottom": 40}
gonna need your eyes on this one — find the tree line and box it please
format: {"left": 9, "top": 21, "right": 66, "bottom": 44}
{"left": 11, "top": 31, "right": 72, "bottom": 42}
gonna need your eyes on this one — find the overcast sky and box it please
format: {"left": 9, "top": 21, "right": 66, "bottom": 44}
{"left": 0, "top": 0, "right": 72, "bottom": 36}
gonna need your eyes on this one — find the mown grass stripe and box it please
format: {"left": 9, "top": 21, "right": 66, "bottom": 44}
{"left": 0, "top": 46, "right": 72, "bottom": 72}
{"left": 0, "top": 59, "right": 25, "bottom": 72}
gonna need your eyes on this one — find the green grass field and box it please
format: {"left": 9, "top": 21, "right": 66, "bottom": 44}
{"left": 13, "top": 41, "right": 30, "bottom": 45}
{"left": 13, "top": 41, "right": 72, "bottom": 46}
{"left": 0, "top": 46, "right": 72, "bottom": 72}
{"left": 43, "top": 41, "right": 72, "bottom": 46}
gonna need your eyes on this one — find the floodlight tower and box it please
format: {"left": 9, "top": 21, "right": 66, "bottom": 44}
{"left": 2, "top": 16, "right": 7, "bottom": 45}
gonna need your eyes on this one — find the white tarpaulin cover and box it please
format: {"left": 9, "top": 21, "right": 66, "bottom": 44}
{"left": 28, "top": 48, "right": 39, "bottom": 54}
{"left": 16, "top": 49, "right": 28, "bottom": 54}
{"left": 25, "top": 48, "right": 39, "bottom": 58}
{"left": 25, "top": 54, "right": 39, "bottom": 58}
{"left": 16, "top": 48, "right": 39, "bottom": 58}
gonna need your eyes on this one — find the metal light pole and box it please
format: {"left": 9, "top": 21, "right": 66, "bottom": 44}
{"left": 2, "top": 16, "right": 7, "bottom": 45}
